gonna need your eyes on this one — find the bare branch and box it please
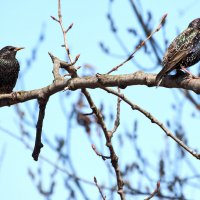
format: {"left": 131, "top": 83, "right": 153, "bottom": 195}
{"left": 94, "top": 176, "right": 106, "bottom": 200}
{"left": 53, "top": 1, "right": 126, "bottom": 198}
{"left": 82, "top": 88, "right": 125, "bottom": 199}
{"left": 106, "top": 13, "right": 167, "bottom": 74}
{"left": 65, "top": 23, "right": 74, "bottom": 33}
{"left": 144, "top": 182, "right": 160, "bottom": 200}
{"left": 50, "top": 16, "right": 59, "bottom": 23}
{"left": 101, "top": 87, "right": 200, "bottom": 159}
{"left": 92, "top": 144, "right": 111, "bottom": 160}
{"left": 57, "top": 0, "right": 73, "bottom": 62}
{"left": 49, "top": 52, "right": 62, "bottom": 80}
{"left": 32, "top": 96, "right": 49, "bottom": 161}
{"left": 110, "top": 87, "right": 121, "bottom": 136}
{"left": 1, "top": 71, "right": 200, "bottom": 108}
{"left": 49, "top": 52, "right": 80, "bottom": 79}
{"left": 128, "top": 0, "right": 163, "bottom": 62}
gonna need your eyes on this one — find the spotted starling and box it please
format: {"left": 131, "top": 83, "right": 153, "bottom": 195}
{"left": 0, "top": 46, "right": 24, "bottom": 93}
{"left": 156, "top": 18, "right": 200, "bottom": 86}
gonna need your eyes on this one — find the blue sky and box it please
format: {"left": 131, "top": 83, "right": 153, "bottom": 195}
{"left": 0, "top": 0, "right": 200, "bottom": 199}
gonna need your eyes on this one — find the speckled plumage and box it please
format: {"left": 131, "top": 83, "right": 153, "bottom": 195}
{"left": 156, "top": 18, "right": 200, "bottom": 86}
{"left": 0, "top": 46, "right": 23, "bottom": 93}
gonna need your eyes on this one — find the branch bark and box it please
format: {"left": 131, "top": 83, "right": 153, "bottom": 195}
{"left": 1, "top": 70, "right": 200, "bottom": 108}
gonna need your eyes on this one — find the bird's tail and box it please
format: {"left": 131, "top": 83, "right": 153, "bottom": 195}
{"left": 155, "top": 68, "right": 166, "bottom": 87}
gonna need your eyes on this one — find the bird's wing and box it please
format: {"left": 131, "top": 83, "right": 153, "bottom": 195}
{"left": 162, "top": 28, "right": 198, "bottom": 72}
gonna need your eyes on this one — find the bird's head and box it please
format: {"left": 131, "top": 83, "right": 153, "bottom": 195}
{"left": 188, "top": 18, "right": 200, "bottom": 30}
{"left": 0, "top": 46, "right": 24, "bottom": 59}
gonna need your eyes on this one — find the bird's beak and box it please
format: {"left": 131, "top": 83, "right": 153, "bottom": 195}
{"left": 14, "top": 47, "right": 25, "bottom": 51}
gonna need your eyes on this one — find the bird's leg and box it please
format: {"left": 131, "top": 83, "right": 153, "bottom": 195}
{"left": 180, "top": 66, "right": 198, "bottom": 78}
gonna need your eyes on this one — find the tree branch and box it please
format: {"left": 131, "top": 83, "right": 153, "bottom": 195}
{"left": 101, "top": 86, "right": 200, "bottom": 159}
{"left": 51, "top": 1, "right": 126, "bottom": 198}
{"left": 144, "top": 182, "right": 160, "bottom": 200}
{"left": 106, "top": 13, "right": 167, "bottom": 74}
{"left": 81, "top": 88, "right": 126, "bottom": 199}
{"left": 1, "top": 71, "right": 200, "bottom": 107}
{"left": 94, "top": 176, "right": 106, "bottom": 200}
{"left": 110, "top": 87, "right": 121, "bottom": 136}
{"left": 32, "top": 96, "right": 49, "bottom": 161}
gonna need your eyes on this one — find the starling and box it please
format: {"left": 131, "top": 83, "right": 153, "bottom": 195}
{"left": 156, "top": 18, "right": 200, "bottom": 86}
{"left": 0, "top": 46, "right": 24, "bottom": 93}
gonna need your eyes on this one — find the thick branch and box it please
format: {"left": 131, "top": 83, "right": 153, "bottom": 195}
{"left": 1, "top": 70, "right": 200, "bottom": 107}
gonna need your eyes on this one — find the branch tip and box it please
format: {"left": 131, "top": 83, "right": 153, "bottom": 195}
{"left": 75, "top": 54, "right": 80, "bottom": 61}
{"left": 50, "top": 16, "right": 59, "bottom": 22}
{"left": 65, "top": 23, "right": 74, "bottom": 33}
{"left": 156, "top": 13, "right": 168, "bottom": 31}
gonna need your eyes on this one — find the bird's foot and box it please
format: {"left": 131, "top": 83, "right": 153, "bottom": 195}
{"left": 182, "top": 74, "right": 200, "bottom": 85}
{"left": 184, "top": 74, "right": 199, "bottom": 81}
{"left": 174, "top": 68, "right": 199, "bottom": 85}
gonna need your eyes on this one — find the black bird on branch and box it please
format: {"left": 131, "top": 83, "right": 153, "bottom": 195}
{"left": 156, "top": 18, "right": 200, "bottom": 86}
{"left": 0, "top": 46, "right": 24, "bottom": 93}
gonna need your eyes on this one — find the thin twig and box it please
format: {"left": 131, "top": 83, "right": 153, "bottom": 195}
{"left": 110, "top": 87, "right": 121, "bottom": 136}
{"left": 65, "top": 23, "right": 73, "bottom": 33}
{"left": 51, "top": 1, "right": 74, "bottom": 62}
{"left": 128, "top": 0, "right": 163, "bottom": 62}
{"left": 101, "top": 87, "right": 200, "bottom": 159}
{"left": 92, "top": 144, "right": 111, "bottom": 160}
{"left": 94, "top": 176, "right": 106, "bottom": 200}
{"left": 106, "top": 13, "right": 167, "bottom": 74}
{"left": 58, "top": 0, "right": 72, "bottom": 62}
{"left": 144, "top": 182, "right": 160, "bottom": 200}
